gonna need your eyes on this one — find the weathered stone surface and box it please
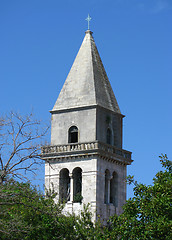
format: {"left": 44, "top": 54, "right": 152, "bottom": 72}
{"left": 45, "top": 154, "right": 128, "bottom": 222}
{"left": 52, "top": 30, "right": 121, "bottom": 113}
{"left": 51, "top": 107, "right": 96, "bottom": 145}
{"left": 44, "top": 30, "right": 132, "bottom": 223}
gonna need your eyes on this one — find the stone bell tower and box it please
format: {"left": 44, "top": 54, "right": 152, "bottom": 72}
{"left": 42, "top": 29, "right": 132, "bottom": 222}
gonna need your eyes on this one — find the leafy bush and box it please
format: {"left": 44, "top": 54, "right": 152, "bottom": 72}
{"left": 73, "top": 193, "right": 83, "bottom": 203}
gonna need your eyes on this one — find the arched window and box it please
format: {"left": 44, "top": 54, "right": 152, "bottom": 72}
{"left": 107, "top": 128, "right": 112, "bottom": 145}
{"left": 114, "top": 134, "right": 117, "bottom": 147}
{"left": 110, "top": 171, "right": 118, "bottom": 207}
{"left": 104, "top": 169, "right": 110, "bottom": 204}
{"left": 68, "top": 126, "right": 78, "bottom": 143}
{"left": 73, "top": 167, "right": 82, "bottom": 203}
{"left": 59, "top": 168, "right": 70, "bottom": 203}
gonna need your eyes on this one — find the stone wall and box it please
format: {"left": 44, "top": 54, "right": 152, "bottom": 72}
{"left": 45, "top": 154, "right": 127, "bottom": 222}
{"left": 51, "top": 107, "right": 96, "bottom": 145}
{"left": 96, "top": 106, "right": 123, "bottom": 149}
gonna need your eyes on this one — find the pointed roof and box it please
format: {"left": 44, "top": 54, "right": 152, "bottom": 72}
{"left": 52, "top": 30, "right": 121, "bottom": 114}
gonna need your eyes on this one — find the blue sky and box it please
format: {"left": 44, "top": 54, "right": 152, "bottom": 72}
{"left": 0, "top": 0, "right": 172, "bottom": 198}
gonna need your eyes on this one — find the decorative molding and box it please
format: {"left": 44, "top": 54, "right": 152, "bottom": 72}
{"left": 42, "top": 141, "right": 133, "bottom": 165}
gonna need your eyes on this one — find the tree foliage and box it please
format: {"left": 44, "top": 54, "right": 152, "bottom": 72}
{"left": 0, "top": 113, "right": 171, "bottom": 240}
{"left": 0, "top": 180, "right": 98, "bottom": 240}
{"left": 105, "top": 154, "right": 172, "bottom": 240}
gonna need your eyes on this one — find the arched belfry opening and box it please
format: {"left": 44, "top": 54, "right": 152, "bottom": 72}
{"left": 68, "top": 126, "right": 78, "bottom": 143}
{"left": 59, "top": 168, "right": 70, "bottom": 202}
{"left": 110, "top": 171, "right": 118, "bottom": 207}
{"left": 72, "top": 167, "right": 82, "bottom": 203}
{"left": 106, "top": 128, "right": 112, "bottom": 145}
{"left": 104, "top": 169, "right": 110, "bottom": 204}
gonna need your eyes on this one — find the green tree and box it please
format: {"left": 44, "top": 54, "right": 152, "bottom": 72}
{"left": 0, "top": 180, "right": 60, "bottom": 239}
{"left": 106, "top": 154, "right": 172, "bottom": 240}
{"left": 0, "top": 179, "right": 98, "bottom": 240}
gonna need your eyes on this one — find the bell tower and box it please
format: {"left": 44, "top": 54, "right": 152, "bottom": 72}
{"left": 42, "top": 29, "right": 132, "bottom": 222}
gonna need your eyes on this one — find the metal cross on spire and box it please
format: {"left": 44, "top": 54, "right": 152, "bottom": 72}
{"left": 86, "top": 14, "right": 91, "bottom": 30}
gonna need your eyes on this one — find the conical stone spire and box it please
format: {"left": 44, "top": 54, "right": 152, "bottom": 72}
{"left": 52, "top": 30, "right": 121, "bottom": 114}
